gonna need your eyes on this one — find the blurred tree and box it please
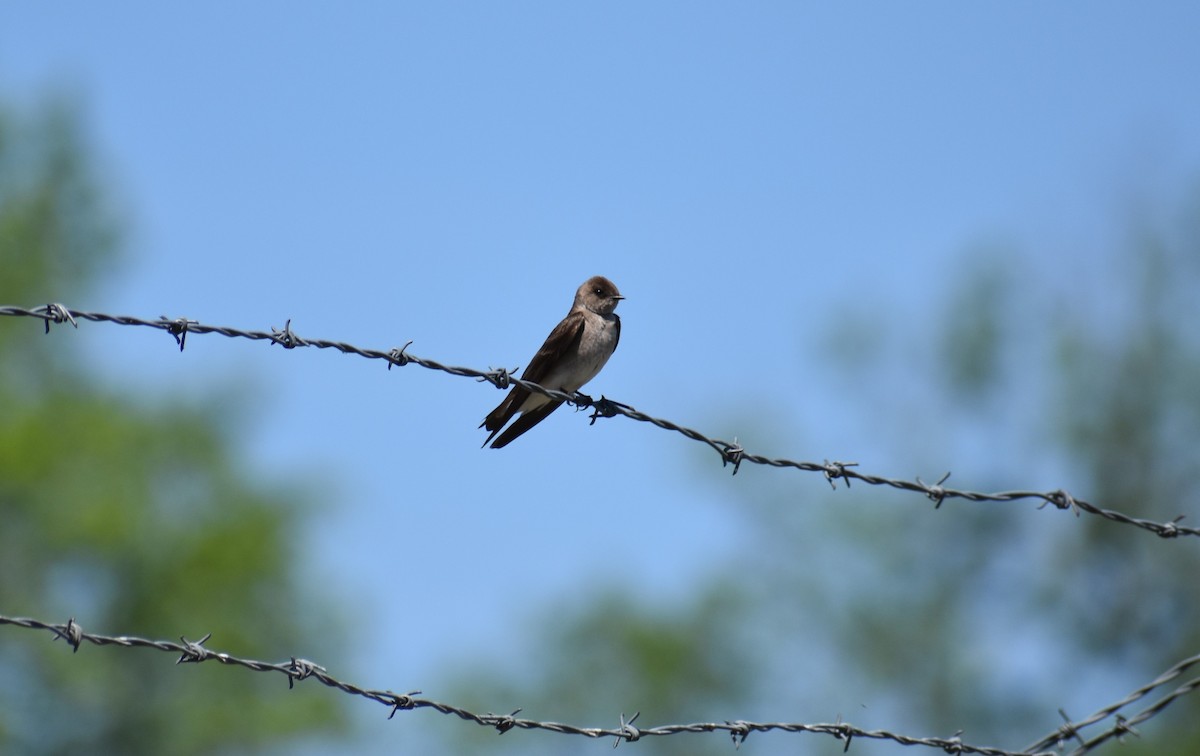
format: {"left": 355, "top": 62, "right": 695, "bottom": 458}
{"left": 441, "top": 185, "right": 1200, "bottom": 755}
{"left": 0, "top": 99, "right": 345, "bottom": 752}
{"left": 448, "top": 584, "right": 757, "bottom": 756}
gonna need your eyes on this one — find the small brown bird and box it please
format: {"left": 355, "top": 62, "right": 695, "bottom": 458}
{"left": 480, "top": 276, "right": 624, "bottom": 448}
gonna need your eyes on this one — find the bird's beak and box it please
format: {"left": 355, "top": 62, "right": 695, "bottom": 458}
{"left": 612, "top": 295, "right": 625, "bottom": 301}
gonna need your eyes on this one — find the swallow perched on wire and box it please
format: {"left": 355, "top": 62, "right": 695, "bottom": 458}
{"left": 480, "top": 276, "right": 623, "bottom": 448}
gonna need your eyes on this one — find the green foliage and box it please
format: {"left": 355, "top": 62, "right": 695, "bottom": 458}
{"left": 450, "top": 585, "right": 756, "bottom": 756}
{"left": 1042, "top": 205, "right": 1200, "bottom": 666}
{"left": 0, "top": 99, "right": 344, "bottom": 753}
{"left": 0, "top": 97, "right": 119, "bottom": 308}
{"left": 938, "top": 243, "right": 1013, "bottom": 402}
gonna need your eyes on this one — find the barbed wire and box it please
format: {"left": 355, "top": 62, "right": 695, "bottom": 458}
{"left": 1023, "top": 651, "right": 1200, "bottom": 754}
{"left": 1, "top": 302, "right": 1196, "bottom": 541}
{"left": 2, "top": 613, "right": 1195, "bottom": 753}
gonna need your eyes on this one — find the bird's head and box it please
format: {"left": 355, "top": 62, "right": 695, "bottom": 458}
{"left": 577, "top": 276, "right": 624, "bottom": 316}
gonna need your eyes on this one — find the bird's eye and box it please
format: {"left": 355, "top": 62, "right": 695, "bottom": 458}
{"left": 594, "top": 288, "right": 603, "bottom": 296}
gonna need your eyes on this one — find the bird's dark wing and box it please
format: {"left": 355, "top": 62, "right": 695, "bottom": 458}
{"left": 479, "top": 310, "right": 586, "bottom": 446}
{"left": 612, "top": 313, "right": 620, "bottom": 352}
{"left": 522, "top": 309, "right": 587, "bottom": 384}
{"left": 488, "top": 399, "right": 565, "bottom": 449}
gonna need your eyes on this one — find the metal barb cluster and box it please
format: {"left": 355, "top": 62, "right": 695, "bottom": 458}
{"left": 3, "top": 613, "right": 1196, "bottom": 753}
{"left": 1, "top": 302, "right": 1195, "bottom": 541}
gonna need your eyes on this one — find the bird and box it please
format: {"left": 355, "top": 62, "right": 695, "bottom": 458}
{"left": 480, "top": 276, "right": 624, "bottom": 448}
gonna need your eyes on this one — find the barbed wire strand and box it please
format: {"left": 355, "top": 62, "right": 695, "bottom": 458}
{"left": 1, "top": 302, "right": 1196, "bottom": 541}
{"left": 3, "top": 613, "right": 1195, "bottom": 754}
{"left": 1023, "top": 652, "right": 1200, "bottom": 755}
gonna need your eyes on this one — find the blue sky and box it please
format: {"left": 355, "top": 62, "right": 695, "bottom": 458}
{"left": 5, "top": 2, "right": 1200, "bottom": 751}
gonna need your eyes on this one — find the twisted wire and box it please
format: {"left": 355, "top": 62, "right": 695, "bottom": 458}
{"left": 2, "top": 303, "right": 1195, "bottom": 540}
{"left": 5, "top": 613, "right": 1195, "bottom": 753}
{"left": 1023, "top": 652, "right": 1200, "bottom": 754}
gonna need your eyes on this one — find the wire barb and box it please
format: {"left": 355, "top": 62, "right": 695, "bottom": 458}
{"left": 918, "top": 471, "right": 954, "bottom": 509}
{"left": 159, "top": 316, "right": 199, "bottom": 351}
{"left": 480, "top": 366, "right": 517, "bottom": 389}
{"left": 270, "top": 319, "right": 304, "bottom": 349}
{"left": 1111, "top": 714, "right": 1139, "bottom": 743}
{"left": 1042, "top": 489, "right": 1080, "bottom": 517}
{"left": 287, "top": 657, "right": 326, "bottom": 688}
{"left": 38, "top": 302, "right": 79, "bottom": 333}
{"left": 614, "top": 711, "right": 641, "bottom": 748}
{"left": 487, "top": 708, "right": 523, "bottom": 735}
{"left": 386, "top": 690, "right": 422, "bottom": 719}
{"left": 1054, "top": 708, "right": 1086, "bottom": 749}
{"left": 51, "top": 616, "right": 84, "bottom": 652}
{"left": 387, "top": 341, "right": 414, "bottom": 369}
{"left": 830, "top": 714, "right": 854, "bottom": 752}
{"left": 823, "top": 460, "right": 859, "bottom": 490}
{"left": 721, "top": 437, "right": 745, "bottom": 475}
{"left": 176, "top": 633, "right": 213, "bottom": 664}
{"left": 941, "top": 729, "right": 965, "bottom": 753}
{"left": 727, "top": 720, "right": 751, "bottom": 750}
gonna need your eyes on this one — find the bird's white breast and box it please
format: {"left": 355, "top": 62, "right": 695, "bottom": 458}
{"left": 543, "top": 310, "right": 619, "bottom": 393}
